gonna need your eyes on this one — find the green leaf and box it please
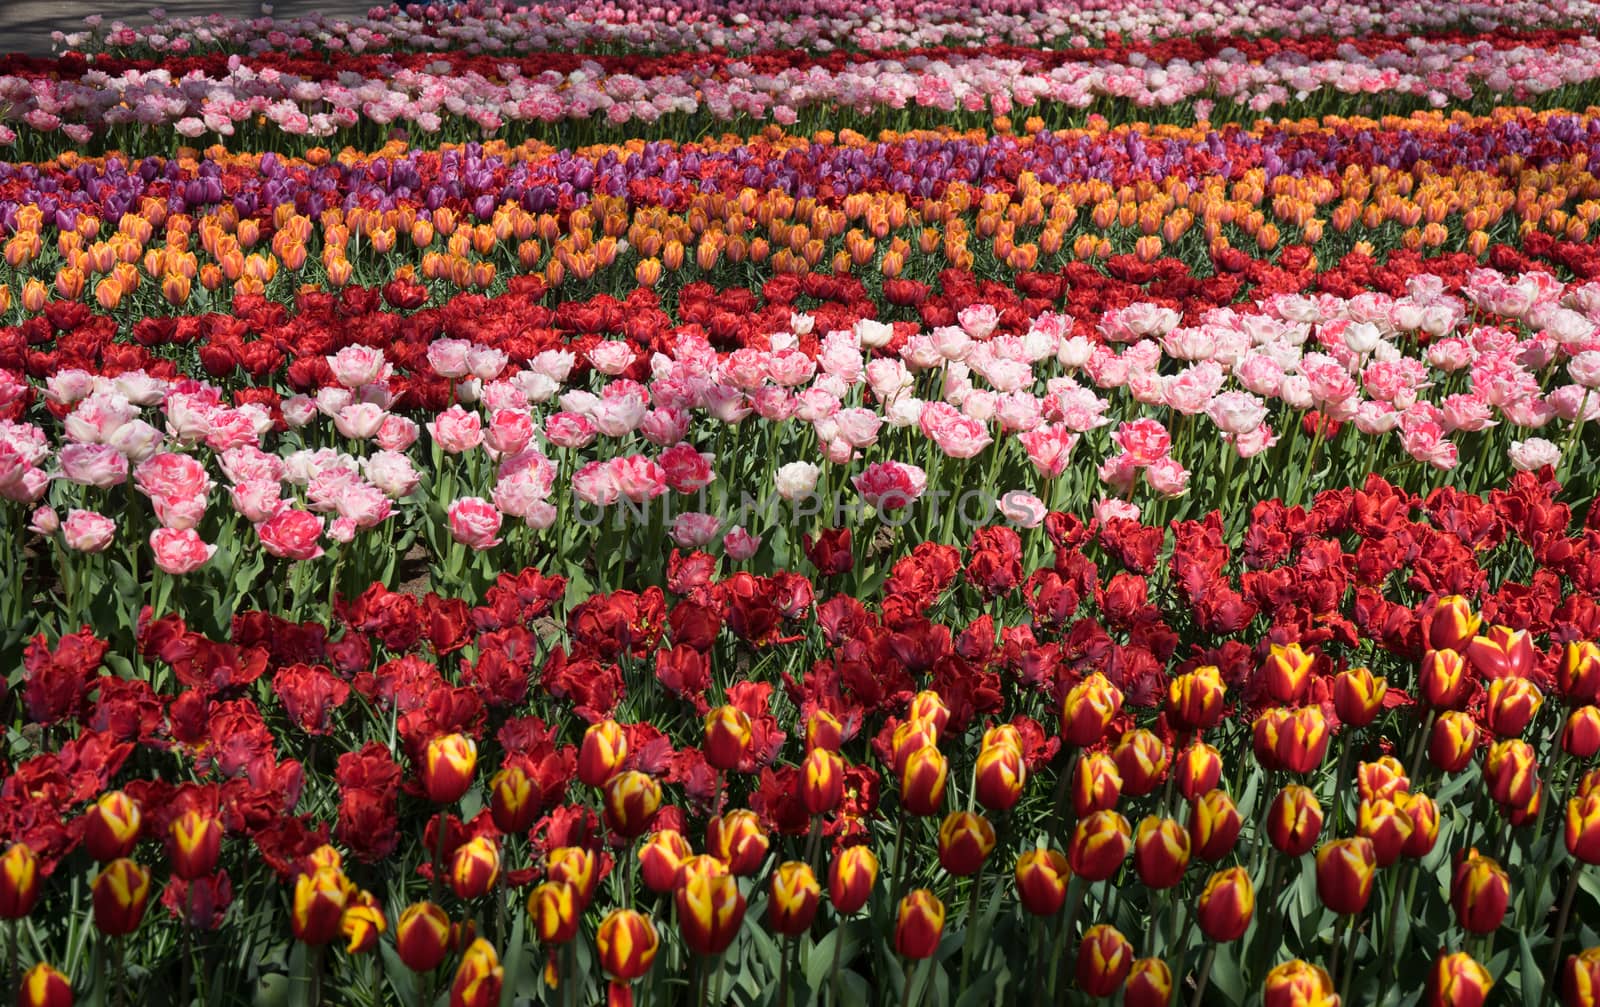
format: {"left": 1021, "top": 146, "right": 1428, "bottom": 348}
{"left": 1209, "top": 943, "right": 1247, "bottom": 1006}
{"left": 377, "top": 940, "right": 418, "bottom": 1006}
{"left": 1517, "top": 929, "right": 1545, "bottom": 1005}
{"left": 952, "top": 969, "right": 999, "bottom": 1007}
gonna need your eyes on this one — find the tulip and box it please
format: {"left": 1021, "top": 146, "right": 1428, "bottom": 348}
{"left": 1112, "top": 729, "right": 1170, "bottom": 797}
{"left": 1075, "top": 924, "right": 1134, "bottom": 997}
{"left": 1073, "top": 751, "right": 1124, "bottom": 818}
{"left": 908, "top": 690, "right": 951, "bottom": 739}
{"left": 578, "top": 720, "right": 628, "bottom": 787}
{"left": 82, "top": 792, "right": 142, "bottom": 862}
{"left": 1196, "top": 866, "right": 1255, "bottom": 941}
{"left": 1421, "top": 595, "right": 1481, "bottom": 652}
{"left": 1133, "top": 816, "right": 1191, "bottom": 890}
{"left": 395, "top": 902, "right": 452, "bottom": 973}
{"left": 1566, "top": 707, "right": 1600, "bottom": 759}
{"left": 1451, "top": 852, "right": 1510, "bottom": 934}
{"left": 292, "top": 866, "right": 350, "bottom": 945}
{"left": 1125, "top": 957, "right": 1174, "bottom": 1007}
{"left": 1429, "top": 711, "right": 1480, "bottom": 773}
{"left": 546, "top": 847, "right": 601, "bottom": 908}
{"left": 1565, "top": 947, "right": 1600, "bottom": 1007}
{"left": 488, "top": 764, "right": 539, "bottom": 835}
{"left": 894, "top": 889, "right": 945, "bottom": 959}
{"left": 1275, "top": 707, "right": 1332, "bottom": 774}
{"left": 1262, "top": 642, "right": 1316, "bottom": 704}
{"left": 974, "top": 743, "right": 1026, "bottom": 812}
{"left": 340, "top": 891, "right": 386, "bottom": 954}
{"left": 1559, "top": 641, "right": 1600, "bottom": 702}
{"left": 1332, "top": 666, "right": 1387, "bottom": 728}
{"left": 1419, "top": 649, "right": 1471, "bottom": 709}
{"left": 1175, "top": 743, "right": 1223, "bottom": 802}
{"left": 1061, "top": 672, "right": 1122, "bottom": 746}
{"left": 16, "top": 963, "right": 72, "bottom": 1007}
{"left": 937, "top": 811, "right": 997, "bottom": 877}
{"left": 1483, "top": 738, "right": 1538, "bottom": 809}
{"left": 1568, "top": 793, "right": 1600, "bottom": 864}
{"left": 703, "top": 705, "right": 754, "bottom": 771}
{"left": 1166, "top": 665, "right": 1226, "bottom": 731}
{"left": 596, "top": 908, "right": 659, "bottom": 1007}
{"left": 805, "top": 709, "right": 844, "bottom": 752}
{"left": 1355, "top": 757, "right": 1410, "bottom": 802}
{"left": 1583, "top": 769, "right": 1600, "bottom": 802}
{"left": 1466, "top": 625, "right": 1536, "bottom": 681}
{"left": 1014, "top": 847, "right": 1071, "bottom": 915}
{"left": 676, "top": 871, "right": 746, "bottom": 956}
{"left": 90, "top": 859, "right": 150, "bottom": 936}
{"left": 828, "top": 845, "right": 878, "bottom": 914}
{"left": 1189, "top": 789, "right": 1243, "bottom": 861}
{"left": 801, "top": 748, "right": 845, "bottom": 815}
{"left": 528, "top": 881, "right": 580, "bottom": 945}
{"left": 167, "top": 810, "right": 223, "bottom": 881}
{"left": 1357, "top": 798, "right": 1415, "bottom": 867}
{"left": 449, "top": 939, "right": 503, "bottom": 1007}
{"left": 1397, "top": 792, "right": 1441, "bottom": 859}
{"left": 889, "top": 721, "right": 939, "bottom": 775}
{"left": 1263, "top": 959, "right": 1338, "bottom": 1007}
{"left": 0, "top": 844, "right": 40, "bottom": 919}
{"left": 768, "top": 861, "right": 821, "bottom": 936}
{"left": 638, "top": 830, "right": 693, "bottom": 894}
{"left": 981, "top": 725, "right": 1023, "bottom": 755}
{"left": 421, "top": 734, "right": 478, "bottom": 804}
{"left": 900, "top": 745, "right": 948, "bottom": 817}
{"left": 1068, "top": 811, "right": 1132, "bottom": 882}
{"left": 449, "top": 837, "right": 501, "bottom": 900}
{"left": 603, "top": 771, "right": 662, "bottom": 839}
{"left": 1267, "top": 785, "right": 1324, "bottom": 857}
{"left": 1426, "top": 952, "right": 1493, "bottom": 1007}
{"left": 1485, "top": 677, "right": 1542, "bottom": 737}
{"left": 707, "top": 810, "right": 770, "bottom": 876}
{"left": 1315, "top": 838, "right": 1378, "bottom": 915}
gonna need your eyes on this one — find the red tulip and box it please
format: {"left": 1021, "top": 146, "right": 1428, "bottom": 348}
{"left": 1196, "top": 867, "right": 1254, "bottom": 942}
{"left": 1315, "top": 838, "right": 1378, "bottom": 915}
{"left": 1075, "top": 924, "right": 1134, "bottom": 997}
{"left": 893, "top": 890, "right": 945, "bottom": 959}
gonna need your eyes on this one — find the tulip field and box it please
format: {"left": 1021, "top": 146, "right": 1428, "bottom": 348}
{"left": 7, "top": 1, "right": 1600, "bottom": 1006}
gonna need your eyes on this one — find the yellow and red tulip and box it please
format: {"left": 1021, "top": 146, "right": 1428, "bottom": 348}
{"left": 1112, "top": 729, "right": 1170, "bottom": 797}
{"left": 1397, "top": 792, "right": 1441, "bottom": 859}
{"left": 449, "top": 939, "right": 503, "bottom": 1007}
{"left": 1567, "top": 793, "right": 1600, "bottom": 865}
{"left": 974, "top": 743, "right": 1026, "bottom": 812}
{"left": 1565, "top": 947, "right": 1600, "bottom": 1007}
{"left": 1125, "top": 957, "right": 1174, "bottom": 1007}
{"left": 395, "top": 901, "right": 452, "bottom": 973}
{"left": 801, "top": 748, "right": 845, "bottom": 815}
{"left": 1263, "top": 959, "right": 1339, "bottom": 1007}
{"left": 1558, "top": 641, "right": 1600, "bottom": 703}
{"left": 936, "top": 811, "right": 997, "bottom": 877}
{"left": 1166, "top": 664, "right": 1226, "bottom": 731}
{"left": 1267, "top": 784, "right": 1324, "bottom": 857}
{"left": 546, "top": 847, "right": 602, "bottom": 907}
{"left": 1133, "top": 816, "right": 1191, "bottom": 890}
{"left": 1484, "top": 677, "right": 1542, "bottom": 738}
{"left": 1075, "top": 924, "right": 1134, "bottom": 997}
{"left": 90, "top": 858, "right": 151, "bottom": 936}
{"left": 703, "top": 705, "right": 754, "bottom": 771}
{"left": 291, "top": 866, "right": 351, "bottom": 946}
{"left": 706, "top": 809, "right": 769, "bottom": 876}
{"left": 1429, "top": 711, "right": 1479, "bottom": 774}
{"left": 1419, "top": 649, "right": 1471, "bottom": 710}
{"left": 893, "top": 889, "right": 945, "bottom": 960}
{"left": 768, "top": 861, "right": 821, "bottom": 936}
{"left": 1355, "top": 757, "right": 1409, "bottom": 802}
{"left": 1061, "top": 672, "right": 1123, "bottom": 747}
{"left": 167, "top": 810, "right": 223, "bottom": 881}
{"left": 421, "top": 734, "right": 478, "bottom": 805}
{"left": 1014, "top": 847, "right": 1071, "bottom": 915}
{"left": 597, "top": 908, "right": 659, "bottom": 1007}
{"left": 528, "top": 881, "right": 581, "bottom": 945}
{"left": 1483, "top": 738, "right": 1538, "bottom": 809}
{"left": 1450, "top": 851, "right": 1510, "bottom": 934}
{"left": 1421, "top": 595, "right": 1480, "bottom": 653}
{"left": 638, "top": 830, "right": 693, "bottom": 894}
{"left": 675, "top": 871, "right": 746, "bottom": 956}
{"left": 16, "top": 963, "right": 72, "bottom": 1007}
{"left": 1357, "top": 798, "right": 1415, "bottom": 868}
{"left": 1332, "top": 666, "right": 1387, "bottom": 728}
{"left": 900, "top": 744, "right": 948, "bottom": 817}
{"left": 82, "top": 792, "right": 142, "bottom": 863}
{"left": 828, "top": 845, "right": 878, "bottom": 915}
{"left": 1262, "top": 642, "right": 1316, "bottom": 704}
{"left": 603, "top": 771, "right": 662, "bottom": 839}
{"left": 340, "top": 890, "right": 386, "bottom": 954}
{"left": 1073, "top": 751, "right": 1125, "bottom": 818}
{"left": 1188, "top": 789, "right": 1243, "bottom": 862}
{"left": 1068, "top": 810, "right": 1131, "bottom": 882}
{"left": 1315, "top": 838, "right": 1378, "bottom": 914}
{"left": 488, "top": 763, "right": 539, "bottom": 834}
{"left": 0, "top": 843, "right": 41, "bottom": 919}
{"left": 1196, "top": 866, "right": 1255, "bottom": 942}
{"left": 578, "top": 720, "right": 628, "bottom": 787}
{"left": 449, "top": 836, "right": 501, "bottom": 901}
{"left": 1426, "top": 952, "right": 1492, "bottom": 1007}
{"left": 1175, "top": 743, "right": 1222, "bottom": 802}
{"left": 908, "top": 690, "right": 951, "bottom": 739}
{"left": 1565, "top": 707, "right": 1600, "bottom": 759}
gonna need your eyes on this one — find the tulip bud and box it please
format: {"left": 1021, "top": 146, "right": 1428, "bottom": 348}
{"left": 1429, "top": 711, "right": 1479, "bottom": 773}
{"left": 768, "top": 861, "right": 821, "bottom": 936}
{"left": 16, "top": 963, "right": 72, "bottom": 1007}
{"left": 603, "top": 771, "right": 662, "bottom": 839}
{"left": 828, "top": 845, "right": 878, "bottom": 914}
{"left": 1565, "top": 947, "right": 1600, "bottom": 1007}
{"left": 528, "top": 881, "right": 581, "bottom": 947}
{"left": 1073, "top": 751, "right": 1124, "bottom": 817}
{"left": 703, "top": 705, "right": 754, "bottom": 772}
{"left": 340, "top": 891, "right": 386, "bottom": 954}
{"left": 546, "top": 847, "right": 601, "bottom": 908}
{"left": 82, "top": 792, "right": 142, "bottom": 862}
{"left": 91, "top": 858, "right": 151, "bottom": 936}
{"left": 421, "top": 734, "right": 478, "bottom": 804}
{"left": 449, "top": 836, "right": 501, "bottom": 900}
{"left": 1509, "top": 779, "right": 1544, "bottom": 828}
{"left": 1427, "top": 951, "right": 1493, "bottom": 1007}
{"left": 1075, "top": 924, "right": 1134, "bottom": 997}
{"left": 908, "top": 690, "right": 951, "bottom": 739}
{"left": 1451, "top": 852, "right": 1510, "bottom": 934}
{"left": 707, "top": 809, "right": 769, "bottom": 876}
{"left": 893, "top": 889, "right": 945, "bottom": 960}
{"left": 578, "top": 720, "right": 628, "bottom": 787}
{"left": 1262, "top": 642, "right": 1316, "bottom": 705}
{"left": 805, "top": 709, "right": 844, "bottom": 752}
{"left": 1332, "top": 666, "right": 1387, "bottom": 728}
{"left": 1567, "top": 793, "right": 1600, "bottom": 865}
{"left": 167, "top": 810, "right": 223, "bottom": 881}
{"left": 1357, "top": 797, "right": 1414, "bottom": 868}
{"left": 1582, "top": 769, "right": 1600, "bottom": 802}
{"left": 1069, "top": 810, "right": 1132, "bottom": 882}
{"left": 489, "top": 764, "right": 539, "bottom": 834}
{"left": 1566, "top": 707, "right": 1600, "bottom": 759}
{"left": 1166, "top": 665, "right": 1226, "bottom": 731}
{"left": 1188, "top": 789, "right": 1243, "bottom": 862}
{"left": 801, "top": 748, "right": 845, "bottom": 815}
{"left": 292, "top": 866, "right": 350, "bottom": 945}
{"left": 974, "top": 743, "right": 1026, "bottom": 812}
{"left": 1559, "top": 641, "right": 1600, "bottom": 703}
{"left": 1125, "top": 957, "right": 1174, "bottom": 1007}
{"left": 449, "top": 939, "right": 503, "bottom": 1007}
{"left": 1421, "top": 595, "right": 1480, "bottom": 652}
{"left": 1397, "top": 792, "right": 1440, "bottom": 859}
{"left": 1061, "top": 672, "right": 1122, "bottom": 746}
{"left": 597, "top": 909, "right": 659, "bottom": 1007}
{"left": 1014, "top": 847, "right": 1071, "bottom": 915}
{"left": 395, "top": 902, "right": 452, "bottom": 972}
{"left": 1196, "top": 866, "right": 1254, "bottom": 942}
{"left": 638, "top": 830, "right": 693, "bottom": 894}
{"left": 1485, "top": 677, "right": 1542, "bottom": 738}
{"left": 1112, "top": 729, "right": 1170, "bottom": 797}
{"left": 1132, "top": 816, "right": 1191, "bottom": 890}
{"left": 981, "top": 724, "right": 1023, "bottom": 755}
{"left": 1264, "top": 960, "right": 1338, "bottom": 1007}
{"left": 937, "top": 811, "right": 997, "bottom": 877}
{"left": 1174, "top": 743, "right": 1222, "bottom": 802}
{"left": 1355, "top": 757, "right": 1410, "bottom": 802}
{"left": 676, "top": 872, "right": 746, "bottom": 956}
{"left": 888, "top": 720, "right": 939, "bottom": 775}
{"left": 1315, "top": 838, "right": 1378, "bottom": 914}
{"left": 1267, "top": 785, "right": 1324, "bottom": 857}
{"left": 1466, "top": 625, "right": 1536, "bottom": 681}
{"left": 900, "top": 745, "right": 948, "bottom": 817}
{"left": 1483, "top": 738, "right": 1538, "bottom": 809}
{"left": 0, "top": 844, "right": 41, "bottom": 919}
{"left": 1419, "top": 649, "right": 1471, "bottom": 709}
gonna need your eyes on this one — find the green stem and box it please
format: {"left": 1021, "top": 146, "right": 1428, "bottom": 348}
{"left": 1547, "top": 866, "right": 1583, "bottom": 983}
{"left": 956, "top": 866, "right": 984, "bottom": 995}
{"left": 1189, "top": 945, "right": 1218, "bottom": 1007}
